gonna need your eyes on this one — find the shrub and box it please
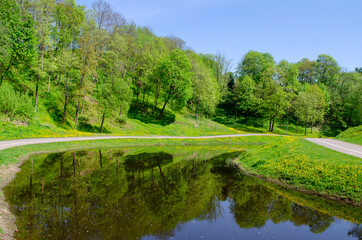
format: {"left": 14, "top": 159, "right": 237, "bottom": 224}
{"left": 0, "top": 83, "right": 34, "bottom": 119}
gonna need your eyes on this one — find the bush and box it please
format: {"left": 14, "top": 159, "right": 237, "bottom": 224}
{"left": 0, "top": 83, "right": 34, "bottom": 119}
{"left": 115, "top": 116, "right": 127, "bottom": 125}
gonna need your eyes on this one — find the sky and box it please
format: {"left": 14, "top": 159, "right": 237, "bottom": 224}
{"left": 76, "top": 0, "right": 362, "bottom": 71}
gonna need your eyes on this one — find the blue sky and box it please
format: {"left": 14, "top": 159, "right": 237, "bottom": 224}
{"left": 77, "top": 0, "right": 361, "bottom": 71}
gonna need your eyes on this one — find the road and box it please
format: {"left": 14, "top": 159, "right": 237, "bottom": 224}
{"left": 0, "top": 135, "right": 361, "bottom": 158}
{"left": 305, "top": 138, "right": 362, "bottom": 158}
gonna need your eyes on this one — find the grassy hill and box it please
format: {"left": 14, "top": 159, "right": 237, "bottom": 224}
{"left": 0, "top": 90, "right": 240, "bottom": 140}
{"left": 335, "top": 125, "right": 362, "bottom": 145}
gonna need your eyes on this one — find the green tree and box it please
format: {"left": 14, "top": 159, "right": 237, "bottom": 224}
{"left": 0, "top": 0, "right": 36, "bottom": 86}
{"left": 156, "top": 49, "right": 193, "bottom": 119}
{"left": 316, "top": 54, "right": 341, "bottom": 87}
{"left": 233, "top": 75, "right": 256, "bottom": 119}
{"left": 297, "top": 58, "right": 317, "bottom": 84}
{"left": 294, "top": 84, "right": 327, "bottom": 135}
{"left": 189, "top": 53, "right": 219, "bottom": 119}
{"left": 236, "top": 51, "right": 275, "bottom": 84}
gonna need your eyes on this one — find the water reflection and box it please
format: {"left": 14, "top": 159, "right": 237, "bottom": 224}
{"left": 4, "top": 148, "right": 361, "bottom": 240}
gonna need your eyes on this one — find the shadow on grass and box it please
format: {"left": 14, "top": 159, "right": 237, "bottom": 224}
{"left": 78, "top": 117, "right": 111, "bottom": 133}
{"left": 128, "top": 101, "right": 175, "bottom": 126}
{"left": 212, "top": 116, "right": 266, "bottom": 133}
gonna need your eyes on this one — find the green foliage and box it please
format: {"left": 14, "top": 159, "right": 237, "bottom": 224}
{"left": 0, "top": 83, "right": 34, "bottom": 119}
{"left": 156, "top": 49, "right": 193, "bottom": 118}
{"left": 336, "top": 125, "right": 362, "bottom": 145}
{"left": 236, "top": 51, "right": 275, "bottom": 84}
{"left": 293, "top": 84, "right": 326, "bottom": 133}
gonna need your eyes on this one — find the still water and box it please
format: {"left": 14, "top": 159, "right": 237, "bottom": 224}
{"left": 4, "top": 146, "right": 361, "bottom": 240}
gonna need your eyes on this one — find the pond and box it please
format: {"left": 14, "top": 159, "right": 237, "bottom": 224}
{"left": 4, "top": 146, "right": 361, "bottom": 240}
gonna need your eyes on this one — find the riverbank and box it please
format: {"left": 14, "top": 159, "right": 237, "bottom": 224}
{"left": 236, "top": 136, "right": 361, "bottom": 205}
{"left": 0, "top": 135, "right": 360, "bottom": 239}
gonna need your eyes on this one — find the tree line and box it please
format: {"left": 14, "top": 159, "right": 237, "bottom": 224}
{"left": 0, "top": 0, "right": 360, "bottom": 135}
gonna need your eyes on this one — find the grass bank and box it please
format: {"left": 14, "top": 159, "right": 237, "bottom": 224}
{"left": 237, "top": 136, "right": 361, "bottom": 204}
{"left": 0, "top": 114, "right": 240, "bottom": 141}
{"left": 335, "top": 125, "right": 362, "bottom": 145}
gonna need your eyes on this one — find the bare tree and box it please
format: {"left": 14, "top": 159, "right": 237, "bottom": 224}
{"left": 92, "top": 0, "right": 126, "bottom": 31}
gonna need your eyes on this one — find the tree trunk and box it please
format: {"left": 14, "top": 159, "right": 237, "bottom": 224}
{"left": 235, "top": 102, "right": 238, "bottom": 120}
{"left": 47, "top": 71, "right": 52, "bottom": 92}
{"left": 34, "top": 75, "right": 40, "bottom": 113}
{"left": 269, "top": 120, "right": 272, "bottom": 132}
{"left": 286, "top": 115, "right": 289, "bottom": 135}
{"left": 119, "top": 104, "right": 122, "bottom": 118}
{"left": 195, "top": 100, "right": 200, "bottom": 119}
{"left": 74, "top": 100, "right": 80, "bottom": 130}
{"left": 57, "top": 72, "right": 61, "bottom": 86}
{"left": 206, "top": 109, "right": 209, "bottom": 119}
{"left": 271, "top": 119, "right": 275, "bottom": 132}
{"left": 154, "top": 93, "right": 158, "bottom": 108}
{"left": 191, "top": 96, "right": 195, "bottom": 114}
{"left": 304, "top": 124, "right": 307, "bottom": 136}
{"left": 158, "top": 98, "right": 169, "bottom": 119}
{"left": 0, "top": 57, "right": 13, "bottom": 87}
{"left": 142, "top": 88, "right": 146, "bottom": 107}
{"left": 63, "top": 94, "right": 68, "bottom": 122}
{"left": 99, "top": 111, "right": 105, "bottom": 133}
{"left": 81, "top": 94, "right": 85, "bottom": 114}
{"left": 0, "top": 73, "right": 5, "bottom": 86}
{"left": 79, "top": 73, "right": 85, "bottom": 86}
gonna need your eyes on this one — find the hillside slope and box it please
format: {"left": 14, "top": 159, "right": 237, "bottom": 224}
{"left": 335, "top": 125, "right": 362, "bottom": 145}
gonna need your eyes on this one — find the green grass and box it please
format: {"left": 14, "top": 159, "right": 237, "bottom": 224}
{"left": 335, "top": 125, "right": 362, "bottom": 145}
{"left": 0, "top": 101, "right": 240, "bottom": 141}
{"left": 237, "top": 136, "right": 361, "bottom": 203}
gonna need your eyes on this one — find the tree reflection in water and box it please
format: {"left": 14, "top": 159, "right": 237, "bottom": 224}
{"left": 4, "top": 149, "right": 361, "bottom": 240}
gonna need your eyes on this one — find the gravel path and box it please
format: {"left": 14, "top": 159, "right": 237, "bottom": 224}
{"left": 0, "top": 134, "right": 269, "bottom": 151}
{"left": 1, "top": 135, "right": 361, "bottom": 158}
{"left": 305, "top": 138, "right": 362, "bottom": 158}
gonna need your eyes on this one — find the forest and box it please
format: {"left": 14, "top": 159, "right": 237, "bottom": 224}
{"left": 0, "top": 0, "right": 361, "bottom": 136}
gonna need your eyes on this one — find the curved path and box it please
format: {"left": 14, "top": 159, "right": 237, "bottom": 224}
{"left": 0, "top": 135, "right": 361, "bottom": 158}
{"left": 305, "top": 138, "right": 362, "bottom": 158}
{"left": 0, "top": 134, "right": 269, "bottom": 151}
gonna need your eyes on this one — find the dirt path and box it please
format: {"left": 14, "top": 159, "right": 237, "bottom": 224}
{"left": 305, "top": 138, "right": 362, "bottom": 158}
{"left": 0, "top": 134, "right": 269, "bottom": 151}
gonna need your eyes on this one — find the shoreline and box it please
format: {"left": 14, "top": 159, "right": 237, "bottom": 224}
{"left": 0, "top": 136, "right": 360, "bottom": 239}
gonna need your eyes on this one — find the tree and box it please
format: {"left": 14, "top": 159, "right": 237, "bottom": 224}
{"left": 276, "top": 60, "right": 300, "bottom": 90}
{"left": 188, "top": 53, "right": 219, "bottom": 119}
{"left": 297, "top": 58, "right": 317, "bottom": 84}
{"left": 233, "top": 75, "right": 256, "bottom": 119}
{"left": 258, "top": 79, "right": 290, "bottom": 132}
{"left": 0, "top": 0, "right": 36, "bottom": 87}
{"left": 236, "top": 51, "right": 275, "bottom": 84}
{"left": 156, "top": 49, "right": 193, "bottom": 119}
{"left": 294, "top": 84, "right": 327, "bottom": 135}
{"left": 316, "top": 54, "right": 341, "bottom": 87}
{"left": 199, "top": 53, "right": 231, "bottom": 98}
